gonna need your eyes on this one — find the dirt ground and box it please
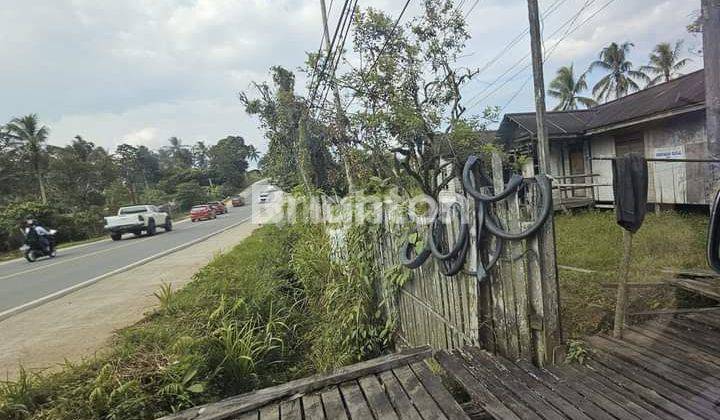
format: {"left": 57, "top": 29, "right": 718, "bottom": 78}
{"left": 0, "top": 219, "right": 261, "bottom": 380}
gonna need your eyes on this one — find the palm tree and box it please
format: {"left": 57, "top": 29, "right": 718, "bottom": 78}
{"left": 589, "top": 42, "right": 649, "bottom": 102}
{"left": 548, "top": 64, "right": 597, "bottom": 111}
{"left": 192, "top": 141, "right": 209, "bottom": 169}
{"left": 165, "top": 136, "right": 192, "bottom": 169}
{"left": 246, "top": 145, "right": 260, "bottom": 162}
{"left": 641, "top": 41, "right": 691, "bottom": 86}
{"left": 5, "top": 114, "right": 50, "bottom": 203}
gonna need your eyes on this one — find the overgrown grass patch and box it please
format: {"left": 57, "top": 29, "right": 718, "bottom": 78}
{"left": 555, "top": 209, "right": 709, "bottom": 338}
{"left": 0, "top": 223, "right": 392, "bottom": 419}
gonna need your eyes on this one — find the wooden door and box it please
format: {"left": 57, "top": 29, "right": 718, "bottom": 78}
{"left": 569, "top": 146, "right": 586, "bottom": 197}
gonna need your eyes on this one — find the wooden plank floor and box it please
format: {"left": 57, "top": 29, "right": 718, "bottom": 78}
{"left": 437, "top": 312, "right": 720, "bottom": 420}
{"left": 232, "top": 362, "right": 468, "bottom": 420}
{"left": 160, "top": 346, "right": 469, "bottom": 420}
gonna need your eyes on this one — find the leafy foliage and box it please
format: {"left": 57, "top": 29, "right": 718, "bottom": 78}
{"left": 548, "top": 64, "right": 597, "bottom": 111}
{"left": 0, "top": 114, "right": 258, "bottom": 253}
{"left": 641, "top": 41, "right": 691, "bottom": 86}
{"left": 589, "top": 42, "right": 649, "bottom": 102}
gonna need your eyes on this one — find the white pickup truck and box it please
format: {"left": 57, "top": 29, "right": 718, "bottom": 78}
{"left": 104, "top": 205, "right": 172, "bottom": 241}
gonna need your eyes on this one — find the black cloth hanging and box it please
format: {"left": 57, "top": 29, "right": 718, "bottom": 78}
{"left": 612, "top": 153, "right": 648, "bottom": 233}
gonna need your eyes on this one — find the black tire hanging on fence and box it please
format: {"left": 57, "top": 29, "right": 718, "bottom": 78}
{"left": 428, "top": 202, "right": 469, "bottom": 261}
{"left": 463, "top": 155, "right": 524, "bottom": 202}
{"left": 482, "top": 175, "right": 553, "bottom": 240}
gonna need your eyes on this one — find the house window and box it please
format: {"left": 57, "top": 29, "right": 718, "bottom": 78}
{"left": 615, "top": 132, "right": 644, "bottom": 157}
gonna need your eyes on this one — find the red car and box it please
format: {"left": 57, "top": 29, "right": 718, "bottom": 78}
{"left": 190, "top": 205, "right": 216, "bottom": 222}
{"left": 209, "top": 201, "right": 227, "bottom": 215}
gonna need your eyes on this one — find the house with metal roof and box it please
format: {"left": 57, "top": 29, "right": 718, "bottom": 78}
{"left": 497, "top": 69, "right": 712, "bottom": 208}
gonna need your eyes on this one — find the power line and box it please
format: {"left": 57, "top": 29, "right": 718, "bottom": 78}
{"left": 366, "top": 0, "right": 412, "bottom": 76}
{"left": 307, "top": 0, "right": 336, "bottom": 101}
{"left": 309, "top": 0, "right": 352, "bottom": 107}
{"left": 315, "top": 0, "right": 358, "bottom": 116}
{"left": 340, "top": 0, "right": 413, "bottom": 113}
{"left": 464, "top": 0, "right": 567, "bottom": 88}
{"left": 491, "top": 0, "right": 616, "bottom": 113}
{"left": 464, "top": 0, "right": 603, "bottom": 112}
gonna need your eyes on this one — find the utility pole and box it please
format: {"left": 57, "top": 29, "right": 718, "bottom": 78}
{"left": 703, "top": 0, "right": 720, "bottom": 157}
{"left": 319, "top": 0, "right": 355, "bottom": 193}
{"left": 527, "top": 0, "right": 551, "bottom": 174}
{"left": 526, "top": 0, "right": 562, "bottom": 365}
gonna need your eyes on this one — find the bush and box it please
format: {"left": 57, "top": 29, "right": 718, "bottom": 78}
{"left": 0, "top": 202, "right": 105, "bottom": 253}
{"left": 173, "top": 182, "right": 208, "bottom": 211}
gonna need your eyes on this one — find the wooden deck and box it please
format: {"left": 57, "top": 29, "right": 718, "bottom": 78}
{"left": 554, "top": 196, "right": 594, "bottom": 212}
{"left": 667, "top": 269, "right": 720, "bottom": 301}
{"left": 160, "top": 346, "right": 469, "bottom": 420}
{"left": 437, "top": 312, "right": 720, "bottom": 420}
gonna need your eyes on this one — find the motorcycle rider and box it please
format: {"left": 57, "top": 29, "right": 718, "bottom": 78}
{"left": 24, "top": 216, "right": 51, "bottom": 253}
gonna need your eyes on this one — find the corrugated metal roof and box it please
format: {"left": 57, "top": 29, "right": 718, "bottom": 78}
{"left": 499, "top": 69, "right": 705, "bottom": 140}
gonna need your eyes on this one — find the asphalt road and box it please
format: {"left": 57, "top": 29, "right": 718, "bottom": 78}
{"left": 0, "top": 204, "right": 254, "bottom": 315}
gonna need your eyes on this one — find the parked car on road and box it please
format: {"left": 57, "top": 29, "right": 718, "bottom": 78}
{"left": 209, "top": 201, "right": 227, "bottom": 214}
{"left": 190, "top": 205, "right": 216, "bottom": 222}
{"left": 258, "top": 192, "right": 270, "bottom": 204}
{"left": 231, "top": 196, "right": 245, "bottom": 207}
{"left": 104, "top": 205, "right": 171, "bottom": 241}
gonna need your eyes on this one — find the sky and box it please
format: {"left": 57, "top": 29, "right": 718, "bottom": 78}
{"left": 0, "top": 0, "right": 704, "bottom": 157}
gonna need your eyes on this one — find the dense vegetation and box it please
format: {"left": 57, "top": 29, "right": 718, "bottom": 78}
{"left": 0, "top": 221, "right": 393, "bottom": 419}
{"left": 0, "top": 116, "right": 260, "bottom": 253}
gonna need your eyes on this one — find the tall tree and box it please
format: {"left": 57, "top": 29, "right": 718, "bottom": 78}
{"left": 161, "top": 137, "right": 193, "bottom": 171}
{"left": 114, "top": 143, "right": 141, "bottom": 204}
{"left": 192, "top": 141, "right": 210, "bottom": 169}
{"left": 641, "top": 41, "right": 691, "bottom": 86}
{"left": 207, "top": 136, "right": 251, "bottom": 191}
{"left": 345, "top": 1, "right": 486, "bottom": 197}
{"left": 241, "top": 66, "right": 337, "bottom": 192}
{"left": 135, "top": 146, "right": 161, "bottom": 188}
{"left": 547, "top": 64, "right": 597, "bottom": 111}
{"left": 5, "top": 114, "right": 50, "bottom": 203}
{"left": 48, "top": 136, "right": 115, "bottom": 209}
{"left": 0, "top": 127, "right": 24, "bottom": 205}
{"left": 589, "top": 42, "right": 648, "bottom": 102}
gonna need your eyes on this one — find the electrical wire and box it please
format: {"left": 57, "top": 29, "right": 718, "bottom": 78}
{"left": 464, "top": 0, "right": 607, "bottom": 113}
{"left": 309, "top": 0, "right": 352, "bottom": 107}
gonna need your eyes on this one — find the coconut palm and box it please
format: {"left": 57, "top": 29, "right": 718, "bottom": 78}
{"left": 5, "top": 114, "right": 50, "bottom": 203}
{"left": 641, "top": 41, "right": 691, "bottom": 86}
{"left": 548, "top": 64, "right": 597, "bottom": 111}
{"left": 589, "top": 42, "right": 649, "bottom": 102}
{"left": 246, "top": 145, "right": 260, "bottom": 162}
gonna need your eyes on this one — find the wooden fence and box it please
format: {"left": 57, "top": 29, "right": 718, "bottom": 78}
{"left": 328, "top": 154, "right": 562, "bottom": 365}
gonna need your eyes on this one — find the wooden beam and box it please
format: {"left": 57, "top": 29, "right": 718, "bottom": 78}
{"left": 630, "top": 307, "right": 720, "bottom": 316}
{"left": 158, "top": 346, "right": 432, "bottom": 420}
{"left": 600, "top": 282, "right": 669, "bottom": 288}
{"left": 613, "top": 230, "right": 633, "bottom": 339}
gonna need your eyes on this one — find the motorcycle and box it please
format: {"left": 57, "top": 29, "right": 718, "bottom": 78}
{"left": 19, "top": 229, "right": 58, "bottom": 262}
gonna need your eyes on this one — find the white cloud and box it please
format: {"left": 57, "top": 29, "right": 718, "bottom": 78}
{"left": 0, "top": 0, "right": 705, "bottom": 153}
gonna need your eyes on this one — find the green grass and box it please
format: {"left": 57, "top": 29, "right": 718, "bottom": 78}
{"left": 0, "top": 222, "right": 391, "bottom": 419}
{"left": 555, "top": 209, "right": 711, "bottom": 338}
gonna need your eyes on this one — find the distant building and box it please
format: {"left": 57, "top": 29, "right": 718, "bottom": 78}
{"left": 497, "top": 69, "right": 716, "bottom": 208}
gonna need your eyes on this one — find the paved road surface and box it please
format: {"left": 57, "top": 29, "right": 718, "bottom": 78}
{"left": 0, "top": 203, "right": 255, "bottom": 315}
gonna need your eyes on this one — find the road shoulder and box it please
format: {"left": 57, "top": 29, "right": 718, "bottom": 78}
{"left": 0, "top": 219, "right": 260, "bottom": 380}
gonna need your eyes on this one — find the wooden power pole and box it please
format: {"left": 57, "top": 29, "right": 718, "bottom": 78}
{"left": 319, "top": 0, "right": 355, "bottom": 193}
{"left": 526, "top": 0, "right": 563, "bottom": 365}
{"left": 703, "top": 0, "right": 720, "bottom": 157}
